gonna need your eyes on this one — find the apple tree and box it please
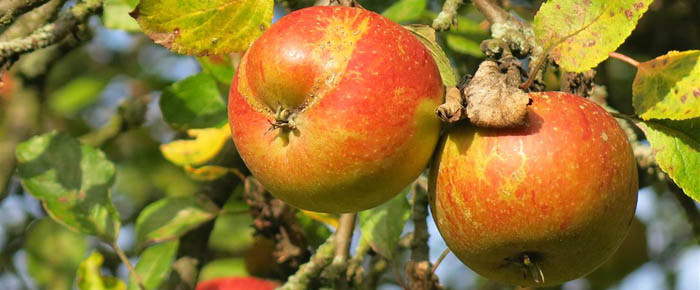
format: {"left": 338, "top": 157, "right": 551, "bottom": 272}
{"left": 0, "top": 0, "right": 698, "bottom": 289}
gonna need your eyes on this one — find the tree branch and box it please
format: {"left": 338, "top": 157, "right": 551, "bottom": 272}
{"left": 406, "top": 178, "right": 441, "bottom": 290}
{"left": 279, "top": 235, "right": 336, "bottom": 290}
{"left": 432, "top": 0, "right": 463, "bottom": 31}
{"left": 410, "top": 180, "right": 430, "bottom": 262}
{"left": 0, "top": 0, "right": 102, "bottom": 67}
{"left": 472, "top": 0, "right": 509, "bottom": 25}
{"left": 0, "top": 0, "right": 51, "bottom": 27}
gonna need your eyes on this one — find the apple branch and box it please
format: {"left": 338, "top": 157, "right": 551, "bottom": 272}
{"left": 319, "top": 213, "right": 356, "bottom": 287}
{"left": 405, "top": 178, "right": 441, "bottom": 289}
{"left": 471, "top": 0, "right": 508, "bottom": 25}
{"left": 432, "top": 0, "right": 463, "bottom": 31}
{"left": 0, "top": 0, "right": 102, "bottom": 68}
{"left": 279, "top": 235, "right": 336, "bottom": 290}
{"left": 0, "top": 0, "right": 51, "bottom": 27}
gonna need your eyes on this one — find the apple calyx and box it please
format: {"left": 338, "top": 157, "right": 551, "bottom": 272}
{"left": 268, "top": 103, "right": 297, "bottom": 132}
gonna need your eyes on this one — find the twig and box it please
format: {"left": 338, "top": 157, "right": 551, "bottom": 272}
{"left": 346, "top": 238, "right": 370, "bottom": 285}
{"left": 110, "top": 243, "right": 146, "bottom": 290}
{"left": 278, "top": 235, "right": 336, "bottom": 290}
{"left": 668, "top": 181, "right": 700, "bottom": 244}
{"left": 609, "top": 52, "right": 640, "bottom": 67}
{"left": 0, "top": 0, "right": 51, "bottom": 27}
{"left": 0, "top": 0, "right": 103, "bottom": 66}
{"left": 405, "top": 179, "right": 441, "bottom": 290}
{"left": 432, "top": 0, "right": 463, "bottom": 31}
{"left": 431, "top": 248, "right": 451, "bottom": 274}
{"left": 0, "top": 0, "right": 64, "bottom": 42}
{"left": 409, "top": 180, "right": 430, "bottom": 262}
{"left": 472, "top": 0, "right": 509, "bottom": 25}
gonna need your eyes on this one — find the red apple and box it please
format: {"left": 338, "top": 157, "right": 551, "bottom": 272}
{"left": 229, "top": 6, "right": 443, "bottom": 213}
{"left": 196, "top": 277, "right": 277, "bottom": 290}
{"left": 429, "top": 92, "right": 638, "bottom": 286}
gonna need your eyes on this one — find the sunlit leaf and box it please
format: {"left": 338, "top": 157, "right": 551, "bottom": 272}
{"left": 404, "top": 24, "right": 458, "bottom": 86}
{"left": 197, "top": 54, "right": 241, "bottom": 85}
{"left": 358, "top": 188, "right": 411, "bottom": 259}
{"left": 299, "top": 210, "right": 339, "bottom": 229}
{"left": 16, "top": 132, "right": 121, "bottom": 242}
{"left": 160, "top": 73, "right": 227, "bottom": 130}
{"left": 133, "top": 0, "right": 274, "bottom": 55}
{"left": 103, "top": 0, "right": 140, "bottom": 32}
{"left": 25, "top": 218, "right": 88, "bottom": 290}
{"left": 633, "top": 50, "right": 700, "bottom": 120}
{"left": 533, "top": 0, "right": 652, "bottom": 72}
{"left": 127, "top": 240, "right": 179, "bottom": 290}
{"left": 77, "top": 252, "right": 126, "bottom": 290}
{"left": 184, "top": 165, "right": 240, "bottom": 181}
{"left": 160, "top": 124, "right": 231, "bottom": 167}
{"left": 382, "top": 0, "right": 427, "bottom": 23}
{"left": 639, "top": 118, "right": 700, "bottom": 201}
{"left": 135, "top": 195, "right": 218, "bottom": 247}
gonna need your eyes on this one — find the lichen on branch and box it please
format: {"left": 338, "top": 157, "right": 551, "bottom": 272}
{"left": 0, "top": 0, "right": 102, "bottom": 67}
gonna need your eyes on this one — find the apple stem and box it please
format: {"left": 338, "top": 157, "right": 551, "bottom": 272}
{"left": 522, "top": 254, "right": 545, "bottom": 284}
{"left": 431, "top": 248, "right": 451, "bottom": 274}
{"left": 609, "top": 52, "right": 640, "bottom": 67}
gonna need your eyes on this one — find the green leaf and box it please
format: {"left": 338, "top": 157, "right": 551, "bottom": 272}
{"left": 446, "top": 34, "right": 484, "bottom": 58}
{"left": 197, "top": 54, "right": 240, "bottom": 85}
{"left": 128, "top": 240, "right": 179, "bottom": 290}
{"left": 16, "top": 132, "right": 121, "bottom": 242}
{"left": 133, "top": 0, "right": 274, "bottom": 55}
{"left": 103, "top": 0, "right": 140, "bottom": 32}
{"left": 197, "top": 258, "right": 248, "bottom": 283}
{"left": 49, "top": 76, "right": 108, "bottom": 117}
{"left": 633, "top": 50, "right": 700, "bottom": 120}
{"left": 639, "top": 118, "right": 700, "bottom": 201}
{"left": 404, "top": 24, "right": 458, "bottom": 86}
{"left": 77, "top": 252, "right": 127, "bottom": 290}
{"left": 208, "top": 191, "right": 254, "bottom": 254}
{"left": 359, "top": 188, "right": 411, "bottom": 259}
{"left": 160, "top": 73, "right": 227, "bottom": 130}
{"left": 135, "top": 195, "right": 218, "bottom": 247}
{"left": 25, "top": 218, "right": 88, "bottom": 290}
{"left": 382, "top": 0, "right": 427, "bottom": 23}
{"left": 533, "top": 0, "right": 652, "bottom": 72}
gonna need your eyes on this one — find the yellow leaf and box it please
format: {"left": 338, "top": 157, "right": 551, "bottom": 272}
{"left": 160, "top": 124, "right": 230, "bottom": 167}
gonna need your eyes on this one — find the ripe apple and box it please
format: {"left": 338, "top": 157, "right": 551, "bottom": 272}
{"left": 429, "top": 92, "right": 638, "bottom": 286}
{"left": 196, "top": 277, "right": 277, "bottom": 290}
{"left": 229, "top": 6, "right": 443, "bottom": 213}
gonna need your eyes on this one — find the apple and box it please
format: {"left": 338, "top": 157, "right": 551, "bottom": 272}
{"left": 196, "top": 277, "right": 277, "bottom": 290}
{"left": 229, "top": 6, "right": 443, "bottom": 213}
{"left": 429, "top": 92, "right": 638, "bottom": 286}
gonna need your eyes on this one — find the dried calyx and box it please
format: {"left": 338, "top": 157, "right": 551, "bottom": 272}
{"left": 436, "top": 56, "right": 531, "bottom": 128}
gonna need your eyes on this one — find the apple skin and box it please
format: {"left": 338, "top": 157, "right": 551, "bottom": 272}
{"left": 429, "top": 92, "right": 638, "bottom": 286}
{"left": 229, "top": 6, "right": 443, "bottom": 213}
{"left": 196, "top": 277, "right": 277, "bottom": 290}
